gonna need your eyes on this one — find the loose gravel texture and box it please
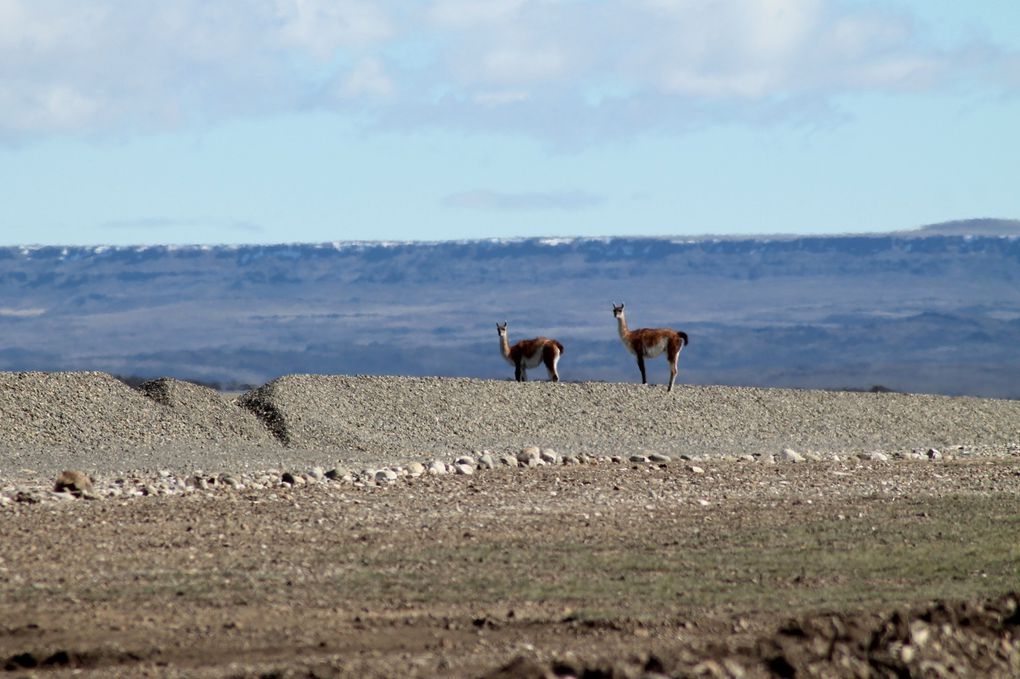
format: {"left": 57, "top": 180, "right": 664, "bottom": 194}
{"left": 3, "top": 371, "right": 1020, "bottom": 481}
{"left": 1, "top": 371, "right": 1020, "bottom": 481}
{"left": 238, "top": 374, "right": 1020, "bottom": 460}
{"left": 0, "top": 372, "right": 285, "bottom": 479}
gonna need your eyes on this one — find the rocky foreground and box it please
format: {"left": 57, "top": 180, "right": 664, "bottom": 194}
{"left": 3, "top": 371, "right": 1020, "bottom": 677}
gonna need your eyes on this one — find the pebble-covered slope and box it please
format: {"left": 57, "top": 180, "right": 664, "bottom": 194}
{"left": 0, "top": 372, "right": 277, "bottom": 450}
{"left": 2, "top": 372, "right": 1019, "bottom": 478}
{"left": 239, "top": 375, "right": 1020, "bottom": 459}
{"left": 139, "top": 377, "right": 276, "bottom": 445}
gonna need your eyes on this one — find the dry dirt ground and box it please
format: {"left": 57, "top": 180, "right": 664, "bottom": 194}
{"left": 3, "top": 456, "right": 1020, "bottom": 678}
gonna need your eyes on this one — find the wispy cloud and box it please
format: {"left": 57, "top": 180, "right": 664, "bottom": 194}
{"left": 0, "top": 307, "right": 46, "bottom": 318}
{"left": 102, "top": 217, "right": 266, "bottom": 234}
{"left": 444, "top": 189, "right": 604, "bottom": 211}
{"left": 1, "top": 0, "right": 1017, "bottom": 144}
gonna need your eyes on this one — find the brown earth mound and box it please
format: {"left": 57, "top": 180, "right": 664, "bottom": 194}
{"left": 485, "top": 594, "right": 1020, "bottom": 678}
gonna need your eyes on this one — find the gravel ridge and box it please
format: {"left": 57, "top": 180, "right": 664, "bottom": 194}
{"left": 2, "top": 371, "right": 1019, "bottom": 479}
{"left": 242, "top": 374, "right": 1020, "bottom": 459}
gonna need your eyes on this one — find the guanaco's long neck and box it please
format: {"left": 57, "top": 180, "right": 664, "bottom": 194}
{"left": 499, "top": 332, "right": 512, "bottom": 359}
{"left": 616, "top": 314, "right": 630, "bottom": 343}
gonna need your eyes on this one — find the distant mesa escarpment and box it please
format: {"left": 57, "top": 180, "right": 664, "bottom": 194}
{"left": 911, "top": 218, "right": 1020, "bottom": 236}
{"left": 1, "top": 220, "right": 1019, "bottom": 398}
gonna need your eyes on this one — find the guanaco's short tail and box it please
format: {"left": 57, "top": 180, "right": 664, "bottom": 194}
{"left": 554, "top": 340, "right": 565, "bottom": 354}
{"left": 678, "top": 331, "right": 689, "bottom": 347}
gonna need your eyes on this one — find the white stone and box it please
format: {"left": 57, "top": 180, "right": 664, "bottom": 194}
{"left": 375, "top": 469, "right": 398, "bottom": 483}
{"left": 629, "top": 455, "right": 649, "bottom": 463}
{"left": 540, "top": 449, "right": 560, "bottom": 464}
{"left": 687, "top": 465, "right": 705, "bottom": 475}
{"left": 427, "top": 460, "right": 448, "bottom": 475}
{"left": 478, "top": 454, "right": 496, "bottom": 470}
{"left": 649, "top": 453, "right": 672, "bottom": 463}
{"left": 406, "top": 462, "right": 426, "bottom": 477}
{"left": 778, "top": 448, "right": 805, "bottom": 463}
{"left": 927, "top": 448, "right": 942, "bottom": 461}
{"left": 517, "top": 447, "right": 541, "bottom": 464}
{"left": 454, "top": 463, "right": 474, "bottom": 475}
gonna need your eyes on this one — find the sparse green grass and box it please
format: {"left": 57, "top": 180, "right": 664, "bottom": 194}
{"left": 319, "top": 493, "right": 1020, "bottom": 620}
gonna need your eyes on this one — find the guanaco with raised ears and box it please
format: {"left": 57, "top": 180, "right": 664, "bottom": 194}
{"left": 612, "top": 303, "right": 688, "bottom": 392}
{"left": 497, "top": 322, "right": 564, "bottom": 382}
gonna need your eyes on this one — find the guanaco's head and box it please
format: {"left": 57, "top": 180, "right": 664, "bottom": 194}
{"left": 612, "top": 303, "right": 625, "bottom": 319}
{"left": 496, "top": 321, "right": 508, "bottom": 337}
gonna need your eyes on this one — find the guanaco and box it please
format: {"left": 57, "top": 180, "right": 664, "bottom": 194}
{"left": 612, "top": 303, "right": 688, "bottom": 392}
{"left": 497, "top": 322, "right": 564, "bottom": 382}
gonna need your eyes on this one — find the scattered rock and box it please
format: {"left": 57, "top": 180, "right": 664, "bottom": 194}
{"left": 517, "top": 447, "right": 541, "bottom": 465}
{"left": 499, "top": 454, "right": 519, "bottom": 468}
{"left": 326, "top": 466, "right": 352, "bottom": 481}
{"left": 778, "top": 448, "right": 805, "bottom": 463}
{"left": 540, "top": 449, "right": 560, "bottom": 464}
{"left": 405, "top": 462, "right": 426, "bottom": 477}
{"left": 861, "top": 451, "right": 890, "bottom": 462}
{"left": 53, "top": 470, "right": 93, "bottom": 497}
{"left": 649, "top": 453, "right": 672, "bottom": 463}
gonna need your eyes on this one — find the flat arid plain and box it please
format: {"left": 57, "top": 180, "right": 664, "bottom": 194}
{"left": 2, "top": 372, "right": 1020, "bottom": 677}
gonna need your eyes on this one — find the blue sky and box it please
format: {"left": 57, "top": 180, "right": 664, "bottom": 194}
{"left": 1, "top": 0, "right": 1018, "bottom": 246}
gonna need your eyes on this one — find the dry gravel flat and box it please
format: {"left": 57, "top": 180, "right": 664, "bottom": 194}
{"left": 2, "top": 457, "right": 1020, "bottom": 677}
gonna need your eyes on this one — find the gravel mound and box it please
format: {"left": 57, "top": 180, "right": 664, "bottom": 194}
{"left": 3, "top": 371, "right": 1018, "bottom": 477}
{"left": 238, "top": 375, "right": 1020, "bottom": 460}
{"left": 0, "top": 372, "right": 283, "bottom": 476}
{"left": 138, "top": 377, "right": 275, "bottom": 445}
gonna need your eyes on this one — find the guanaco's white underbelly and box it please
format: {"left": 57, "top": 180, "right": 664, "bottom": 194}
{"left": 503, "top": 351, "right": 546, "bottom": 368}
{"left": 521, "top": 351, "right": 545, "bottom": 368}
{"left": 643, "top": 338, "right": 668, "bottom": 358}
{"left": 623, "top": 336, "right": 669, "bottom": 358}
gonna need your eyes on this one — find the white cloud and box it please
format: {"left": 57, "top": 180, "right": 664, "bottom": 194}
{"left": 473, "top": 90, "right": 530, "bottom": 106}
{"left": 274, "top": 0, "right": 392, "bottom": 58}
{"left": 339, "top": 57, "right": 394, "bottom": 98}
{"left": 444, "top": 189, "right": 604, "bottom": 211}
{"left": 427, "top": 0, "right": 527, "bottom": 28}
{"left": 0, "top": 0, "right": 1016, "bottom": 143}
